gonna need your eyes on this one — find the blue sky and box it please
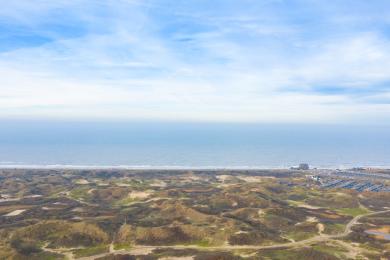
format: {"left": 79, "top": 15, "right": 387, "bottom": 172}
{"left": 1, "top": 0, "right": 390, "bottom": 123}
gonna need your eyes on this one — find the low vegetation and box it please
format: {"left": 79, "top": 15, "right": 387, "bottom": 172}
{"left": 0, "top": 168, "right": 389, "bottom": 259}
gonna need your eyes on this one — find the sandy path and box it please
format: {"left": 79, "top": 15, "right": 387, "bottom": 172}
{"left": 3, "top": 209, "right": 26, "bottom": 216}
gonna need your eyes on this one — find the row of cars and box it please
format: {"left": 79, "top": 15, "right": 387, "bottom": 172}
{"left": 321, "top": 179, "right": 390, "bottom": 192}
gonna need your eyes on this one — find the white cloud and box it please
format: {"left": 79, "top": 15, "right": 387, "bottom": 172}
{"left": 1, "top": 0, "right": 390, "bottom": 123}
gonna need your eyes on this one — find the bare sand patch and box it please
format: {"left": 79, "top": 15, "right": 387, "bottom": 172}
{"left": 0, "top": 198, "right": 20, "bottom": 203}
{"left": 87, "top": 189, "right": 95, "bottom": 194}
{"left": 4, "top": 209, "right": 26, "bottom": 216}
{"left": 0, "top": 194, "right": 19, "bottom": 202}
{"left": 216, "top": 183, "right": 235, "bottom": 188}
{"left": 258, "top": 209, "right": 265, "bottom": 217}
{"left": 24, "top": 194, "right": 42, "bottom": 198}
{"left": 53, "top": 202, "right": 67, "bottom": 206}
{"left": 144, "top": 197, "right": 169, "bottom": 203}
{"left": 116, "top": 183, "right": 132, "bottom": 187}
{"left": 317, "top": 223, "right": 325, "bottom": 234}
{"left": 72, "top": 207, "right": 85, "bottom": 212}
{"left": 216, "top": 175, "right": 232, "bottom": 182}
{"left": 150, "top": 180, "right": 167, "bottom": 188}
{"left": 237, "top": 176, "right": 274, "bottom": 182}
{"left": 297, "top": 203, "right": 321, "bottom": 209}
{"left": 306, "top": 216, "right": 318, "bottom": 223}
{"left": 182, "top": 175, "right": 202, "bottom": 182}
{"left": 75, "top": 179, "right": 90, "bottom": 185}
{"left": 129, "top": 190, "right": 153, "bottom": 199}
{"left": 235, "top": 230, "right": 249, "bottom": 234}
{"left": 335, "top": 192, "right": 349, "bottom": 197}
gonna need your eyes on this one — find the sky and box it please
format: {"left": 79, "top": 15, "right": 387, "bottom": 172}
{"left": 1, "top": 0, "right": 390, "bottom": 123}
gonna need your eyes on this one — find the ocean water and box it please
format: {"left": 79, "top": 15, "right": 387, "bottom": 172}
{"left": 0, "top": 121, "right": 389, "bottom": 169}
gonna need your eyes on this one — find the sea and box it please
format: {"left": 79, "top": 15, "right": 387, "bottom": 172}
{"left": 0, "top": 120, "right": 389, "bottom": 169}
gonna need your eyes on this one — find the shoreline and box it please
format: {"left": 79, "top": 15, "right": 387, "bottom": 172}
{"left": 0, "top": 164, "right": 389, "bottom": 170}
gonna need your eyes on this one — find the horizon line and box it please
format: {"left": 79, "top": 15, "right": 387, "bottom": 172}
{"left": 0, "top": 164, "right": 388, "bottom": 170}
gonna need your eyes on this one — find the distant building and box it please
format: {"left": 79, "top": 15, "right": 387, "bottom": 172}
{"left": 290, "top": 163, "right": 310, "bottom": 170}
{"left": 351, "top": 167, "right": 365, "bottom": 171}
{"left": 298, "top": 163, "right": 309, "bottom": 170}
